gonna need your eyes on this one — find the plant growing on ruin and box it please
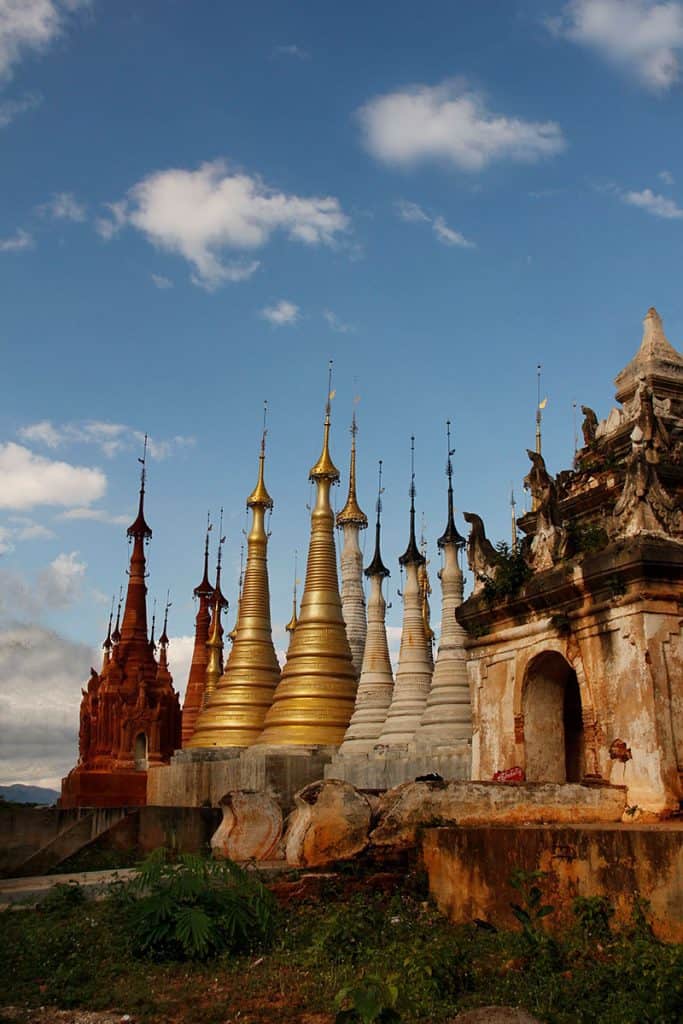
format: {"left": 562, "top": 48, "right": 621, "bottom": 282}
{"left": 128, "top": 848, "right": 277, "bottom": 960}
{"left": 479, "top": 542, "right": 532, "bottom": 604}
{"left": 509, "top": 869, "right": 555, "bottom": 948}
{"left": 573, "top": 895, "right": 614, "bottom": 941}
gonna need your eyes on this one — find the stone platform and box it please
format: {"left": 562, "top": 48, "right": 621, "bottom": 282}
{"left": 147, "top": 745, "right": 338, "bottom": 811}
{"left": 325, "top": 740, "right": 471, "bottom": 790}
{"left": 60, "top": 768, "right": 148, "bottom": 808}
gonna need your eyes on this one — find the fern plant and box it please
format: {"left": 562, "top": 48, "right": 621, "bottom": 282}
{"left": 127, "top": 848, "right": 277, "bottom": 961}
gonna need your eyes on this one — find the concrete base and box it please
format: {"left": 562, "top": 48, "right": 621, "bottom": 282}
{"left": 325, "top": 740, "right": 471, "bottom": 790}
{"left": 147, "top": 744, "right": 338, "bottom": 811}
{"left": 423, "top": 821, "right": 683, "bottom": 944}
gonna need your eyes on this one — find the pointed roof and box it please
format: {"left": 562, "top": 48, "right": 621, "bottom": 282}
{"left": 127, "top": 435, "right": 152, "bottom": 542}
{"left": 336, "top": 411, "right": 368, "bottom": 528}
{"left": 615, "top": 307, "right": 683, "bottom": 402}
{"left": 399, "top": 437, "right": 425, "bottom": 567}
{"left": 194, "top": 519, "right": 214, "bottom": 600}
{"left": 365, "top": 460, "right": 390, "bottom": 578}
{"left": 247, "top": 426, "right": 274, "bottom": 509}
{"left": 310, "top": 362, "right": 340, "bottom": 482}
{"left": 438, "top": 420, "right": 466, "bottom": 550}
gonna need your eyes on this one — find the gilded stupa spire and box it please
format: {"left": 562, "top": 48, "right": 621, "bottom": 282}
{"left": 336, "top": 403, "right": 368, "bottom": 676}
{"left": 336, "top": 409, "right": 368, "bottom": 528}
{"left": 256, "top": 366, "right": 357, "bottom": 746}
{"left": 228, "top": 538, "right": 245, "bottom": 644}
{"left": 285, "top": 551, "right": 299, "bottom": 636}
{"left": 203, "top": 531, "right": 226, "bottom": 709}
{"left": 189, "top": 413, "right": 281, "bottom": 747}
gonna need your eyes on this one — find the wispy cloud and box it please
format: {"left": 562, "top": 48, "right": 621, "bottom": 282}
{"left": 0, "top": 515, "right": 55, "bottom": 552}
{"left": 395, "top": 199, "right": 475, "bottom": 248}
{"left": 358, "top": 79, "right": 566, "bottom": 172}
{"left": 273, "top": 44, "right": 310, "bottom": 60}
{"left": 260, "top": 299, "right": 300, "bottom": 326}
{"left": 0, "top": 91, "right": 41, "bottom": 127}
{"left": 98, "top": 160, "right": 349, "bottom": 290}
{"left": 58, "top": 507, "right": 130, "bottom": 526}
{"left": 621, "top": 187, "right": 683, "bottom": 219}
{"left": 547, "top": 0, "right": 683, "bottom": 93}
{"left": 659, "top": 169, "right": 675, "bottom": 186}
{"left": 0, "top": 228, "right": 33, "bottom": 252}
{"left": 18, "top": 420, "right": 195, "bottom": 460}
{"left": 151, "top": 273, "right": 173, "bottom": 289}
{"left": 323, "top": 310, "right": 356, "bottom": 334}
{"left": 0, "top": 0, "right": 91, "bottom": 81}
{"left": 38, "top": 191, "right": 86, "bottom": 221}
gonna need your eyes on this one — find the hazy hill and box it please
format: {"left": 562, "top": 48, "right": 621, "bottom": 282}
{"left": 0, "top": 784, "right": 60, "bottom": 805}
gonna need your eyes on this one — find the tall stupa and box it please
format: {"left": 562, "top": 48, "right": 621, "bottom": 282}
{"left": 188, "top": 421, "right": 281, "bottom": 747}
{"left": 255, "top": 366, "right": 357, "bottom": 746}
{"left": 416, "top": 421, "right": 471, "bottom": 745}
{"left": 181, "top": 522, "right": 214, "bottom": 745}
{"left": 336, "top": 410, "right": 368, "bottom": 676}
{"left": 377, "top": 438, "right": 433, "bottom": 745}
{"left": 337, "top": 460, "right": 394, "bottom": 755}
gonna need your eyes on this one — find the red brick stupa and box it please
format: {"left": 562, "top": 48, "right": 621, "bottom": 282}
{"left": 61, "top": 442, "right": 181, "bottom": 807}
{"left": 180, "top": 520, "right": 215, "bottom": 745}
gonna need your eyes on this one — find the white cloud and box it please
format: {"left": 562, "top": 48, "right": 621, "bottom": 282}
{"left": 167, "top": 634, "right": 194, "bottom": 701}
{"left": 358, "top": 79, "right": 566, "bottom": 172}
{"left": 659, "top": 169, "right": 675, "bottom": 185}
{"left": 0, "top": 0, "right": 89, "bottom": 82}
{"left": 395, "top": 199, "right": 475, "bottom": 248}
{"left": 0, "top": 228, "right": 33, "bottom": 251}
{"left": 0, "top": 622, "right": 93, "bottom": 788}
{"left": 151, "top": 272, "right": 173, "bottom": 289}
{"left": 0, "top": 442, "right": 106, "bottom": 510}
{"left": 95, "top": 199, "right": 127, "bottom": 240}
{"left": 622, "top": 187, "right": 683, "bottom": 219}
{"left": 323, "top": 310, "right": 355, "bottom": 334}
{"left": 260, "top": 299, "right": 300, "bottom": 326}
{"left": 0, "top": 515, "right": 55, "bottom": 550}
{"left": 39, "top": 550, "right": 86, "bottom": 607}
{"left": 18, "top": 420, "right": 195, "bottom": 460}
{"left": 273, "top": 44, "right": 310, "bottom": 59}
{"left": 58, "top": 507, "right": 129, "bottom": 526}
{"left": 549, "top": 0, "right": 683, "bottom": 92}
{"left": 0, "top": 90, "right": 41, "bottom": 127}
{"left": 99, "top": 160, "right": 349, "bottom": 290}
{"left": 39, "top": 190, "right": 86, "bottom": 221}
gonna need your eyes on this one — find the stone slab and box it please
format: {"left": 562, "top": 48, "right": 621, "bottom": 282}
{"left": 422, "top": 821, "right": 683, "bottom": 944}
{"left": 325, "top": 744, "right": 471, "bottom": 790}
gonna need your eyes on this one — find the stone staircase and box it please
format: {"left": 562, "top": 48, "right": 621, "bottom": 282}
{"left": 9, "top": 807, "right": 135, "bottom": 877}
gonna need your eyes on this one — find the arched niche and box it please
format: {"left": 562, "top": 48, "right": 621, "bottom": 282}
{"left": 134, "top": 732, "right": 148, "bottom": 770}
{"left": 522, "top": 651, "right": 584, "bottom": 783}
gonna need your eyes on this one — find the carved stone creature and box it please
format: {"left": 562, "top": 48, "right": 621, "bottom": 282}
{"left": 464, "top": 512, "right": 499, "bottom": 594}
{"left": 523, "top": 451, "right": 567, "bottom": 570}
{"left": 581, "top": 405, "right": 599, "bottom": 446}
{"left": 211, "top": 790, "right": 283, "bottom": 862}
{"left": 634, "top": 377, "right": 670, "bottom": 453}
{"left": 613, "top": 425, "right": 678, "bottom": 536}
{"left": 284, "top": 778, "right": 372, "bottom": 868}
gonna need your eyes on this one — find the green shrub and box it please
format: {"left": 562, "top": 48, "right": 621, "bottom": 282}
{"left": 38, "top": 881, "right": 86, "bottom": 917}
{"left": 127, "top": 848, "right": 277, "bottom": 960}
{"left": 573, "top": 895, "right": 614, "bottom": 941}
{"left": 335, "top": 973, "right": 401, "bottom": 1023}
{"left": 479, "top": 542, "right": 532, "bottom": 604}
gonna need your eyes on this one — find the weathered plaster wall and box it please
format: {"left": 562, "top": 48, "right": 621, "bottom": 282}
{"left": 423, "top": 822, "right": 683, "bottom": 944}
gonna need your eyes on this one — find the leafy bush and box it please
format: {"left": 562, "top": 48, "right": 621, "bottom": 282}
{"left": 573, "top": 895, "right": 614, "bottom": 941}
{"left": 479, "top": 542, "right": 532, "bottom": 604}
{"left": 38, "top": 881, "right": 85, "bottom": 917}
{"left": 335, "top": 973, "right": 401, "bottom": 1023}
{"left": 127, "top": 849, "right": 277, "bottom": 960}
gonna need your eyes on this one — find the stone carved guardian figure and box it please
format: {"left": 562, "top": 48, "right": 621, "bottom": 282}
{"left": 581, "top": 405, "right": 599, "bottom": 447}
{"left": 523, "top": 450, "right": 567, "bottom": 570}
{"left": 613, "top": 423, "right": 678, "bottom": 537}
{"left": 464, "top": 512, "right": 499, "bottom": 594}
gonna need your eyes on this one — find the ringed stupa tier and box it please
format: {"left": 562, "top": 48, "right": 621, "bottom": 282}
{"left": 338, "top": 460, "right": 394, "bottom": 755}
{"left": 416, "top": 421, "right": 471, "bottom": 745}
{"left": 255, "top": 369, "right": 357, "bottom": 746}
{"left": 377, "top": 438, "right": 433, "bottom": 746}
{"left": 336, "top": 411, "right": 368, "bottom": 676}
{"left": 61, "top": 443, "right": 181, "bottom": 808}
{"left": 181, "top": 523, "right": 214, "bottom": 745}
{"left": 188, "top": 426, "right": 281, "bottom": 747}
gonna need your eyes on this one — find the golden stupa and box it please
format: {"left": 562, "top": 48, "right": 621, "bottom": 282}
{"left": 255, "top": 370, "right": 357, "bottom": 746}
{"left": 188, "top": 426, "right": 281, "bottom": 747}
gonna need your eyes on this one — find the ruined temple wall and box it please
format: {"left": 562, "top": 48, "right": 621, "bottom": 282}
{"left": 469, "top": 597, "right": 682, "bottom": 816}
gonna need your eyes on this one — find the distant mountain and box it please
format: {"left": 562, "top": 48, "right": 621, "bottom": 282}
{"left": 0, "top": 784, "right": 60, "bottom": 805}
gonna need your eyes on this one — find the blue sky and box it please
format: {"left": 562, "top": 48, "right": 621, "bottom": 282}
{"left": 1, "top": 0, "right": 682, "bottom": 786}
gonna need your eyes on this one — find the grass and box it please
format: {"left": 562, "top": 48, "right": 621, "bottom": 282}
{"left": 0, "top": 863, "right": 681, "bottom": 1024}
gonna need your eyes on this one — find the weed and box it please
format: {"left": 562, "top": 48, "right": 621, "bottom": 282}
{"left": 573, "top": 895, "right": 614, "bottom": 941}
{"left": 335, "top": 973, "right": 401, "bottom": 1023}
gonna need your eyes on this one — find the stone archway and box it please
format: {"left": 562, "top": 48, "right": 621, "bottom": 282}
{"left": 523, "top": 651, "right": 584, "bottom": 783}
{"left": 134, "top": 732, "right": 148, "bottom": 770}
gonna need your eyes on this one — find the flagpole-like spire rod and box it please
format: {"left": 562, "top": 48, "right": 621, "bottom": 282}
{"left": 536, "top": 364, "right": 542, "bottom": 456}
{"left": 150, "top": 598, "right": 157, "bottom": 649}
{"left": 510, "top": 485, "right": 518, "bottom": 553}
{"left": 410, "top": 435, "right": 416, "bottom": 507}
{"left": 377, "top": 459, "right": 383, "bottom": 524}
{"left": 326, "top": 359, "right": 333, "bottom": 419}
{"left": 572, "top": 399, "right": 578, "bottom": 456}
